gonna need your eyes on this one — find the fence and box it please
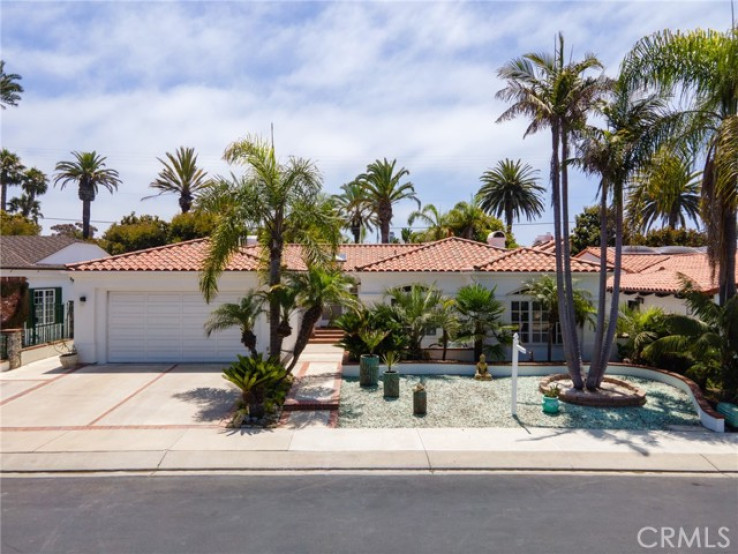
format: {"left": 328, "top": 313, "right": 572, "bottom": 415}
{"left": 1, "top": 302, "right": 73, "bottom": 360}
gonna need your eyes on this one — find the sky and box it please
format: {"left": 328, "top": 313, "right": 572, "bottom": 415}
{"left": 0, "top": 0, "right": 732, "bottom": 245}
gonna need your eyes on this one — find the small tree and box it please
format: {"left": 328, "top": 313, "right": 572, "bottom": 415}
{"left": 454, "top": 283, "right": 510, "bottom": 361}
{"left": 384, "top": 284, "right": 445, "bottom": 360}
{"left": 204, "top": 293, "right": 265, "bottom": 357}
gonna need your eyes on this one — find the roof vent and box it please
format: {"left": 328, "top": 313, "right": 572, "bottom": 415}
{"left": 487, "top": 230, "right": 506, "bottom": 249}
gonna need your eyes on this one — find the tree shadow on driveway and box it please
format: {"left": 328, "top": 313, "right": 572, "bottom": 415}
{"left": 173, "top": 387, "right": 239, "bottom": 423}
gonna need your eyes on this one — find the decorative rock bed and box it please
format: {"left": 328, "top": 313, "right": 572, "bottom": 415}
{"left": 539, "top": 374, "right": 647, "bottom": 407}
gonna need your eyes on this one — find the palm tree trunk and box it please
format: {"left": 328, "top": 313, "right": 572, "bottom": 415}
{"left": 551, "top": 124, "right": 583, "bottom": 388}
{"left": 351, "top": 222, "right": 361, "bottom": 244}
{"left": 505, "top": 206, "right": 514, "bottom": 237}
{"left": 269, "top": 213, "right": 285, "bottom": 357}
{"left": 1, "top": 182, "right": 7, "bottom": 212}
{"left": 82, "top": 199, "right": 92, "bottom": 239}
{"left": 379, "top": 201, "right": 392, "bottom": 243}
{"left": 560, "top": 130, "right": 583, "bottom": 379}
{"left": 589, "top": 182, "right": 610, "bottom": 376}
{"left": 588, "top": 185, "right": 624, "bottom": 389}
{"left": 287, "top": 305, "right": 323, "bottom": 373}
{"left": 719, "top": 207, "right": 737, "bottom": 305}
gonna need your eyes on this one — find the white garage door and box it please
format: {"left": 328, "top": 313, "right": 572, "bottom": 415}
{"left": 107, "top": 292, "right": 246, "bottom": 362}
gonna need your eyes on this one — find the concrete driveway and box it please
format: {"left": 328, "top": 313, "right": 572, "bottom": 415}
{"left": 0, "top": 358, "right": 238, "bottom": 430}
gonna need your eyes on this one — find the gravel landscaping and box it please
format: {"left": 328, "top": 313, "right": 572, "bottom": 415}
{"left": 338, "top": 375, "right": 700, "bottom": 430}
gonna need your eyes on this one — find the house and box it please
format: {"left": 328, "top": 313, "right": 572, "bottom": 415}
{"left": 0, "top": 236, "right": 109, "bottom": 346}
{"left": 68, "top": 236, "right": 603, "bottom": 364}
{"left": 576, "top": 246, "right": 738, "bottom": 315}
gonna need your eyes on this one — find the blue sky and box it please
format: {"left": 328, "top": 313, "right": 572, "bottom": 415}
{"left": 1, "top": 0, "right": 731, "bottom": 245}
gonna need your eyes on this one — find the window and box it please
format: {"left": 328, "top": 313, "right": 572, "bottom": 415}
{"left": 510, "top": 300, "right": 561, "bottom": 344}
{"left": 33, "top": 289, "right": 57, "bottom": 326}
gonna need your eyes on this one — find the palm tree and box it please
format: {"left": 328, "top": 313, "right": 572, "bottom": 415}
{"left": 644, "top": 280, "right": 738, "bottom": 401}
{"left": 577, "top": 80, "right": 670, "bottom": 389}
{"left": 7, "top": 194, "right": 42, "bottom": 222}
{"left": 333, "top": 180, "right": 375, "bottom": 243}
{"left": 407, "top": 203, "right": 450, "bottom": 241}
{"left": 627, "top": 148, "right": 701, "bottom": 232}
{"left": 497, "top": 33, "right": 607, "bottom": 388}
{"left": 285, "top": 266, "right": 357, "bottom": 371}
{"left": 524, "top": 276, "right": 595, "bottom": 362}
{"left": 53, "top": 151, "right": 121, "bottom": 239}
{"left": 358, "top": 158, "right": 419, "bottom": 243}
{"left": 444, "top": 199, "right": 498, "bottom": 241}
{"left": 431, "top": 297, "right": 459, "bottom": 361}
{"left": 615, "top": 305, "right": 667, "bottom": 365}
{"left": 200, "top": 134, "right": 341, "bottom": 358}
{"left": 204, "top": 294, "right": 265, "bottom": 357}
{"left": 0, "top": 60, "right": 23, "bottom": 109}
{"left": 623, "top": 28, "right": 738, "bottom": 305}
{"left": 477, "top": 158, "right": 545, "bottom": 235}
{"left": 454, "top": 283, "right": 509, "bottom": 361}
{"left": 1, "top": 149, "right": 25, "bottom": 212}
{"left": 145, "top": 146, "right": 208, "bottom": 213}
{"left": 384, "top": 284, "right": 445, "bottom": 359}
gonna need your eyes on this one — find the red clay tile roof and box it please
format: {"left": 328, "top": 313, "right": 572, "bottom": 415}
{"left": 577, "top": 247, "right": 670, "bottom": 273}
{"left": 356, "top": 237, "right": 504, "bottom": 272}
{"left": 607, "top": 253, "right": 738, "bottom": 294}
{"left": 532, "top": 239, "right": 557, "bottom": 254}
{"left": 68, "top": 239, "right": 261, "bottom": 272}
{"left": 476, "top": 247, "right": 601, "bottom": 273}
{"left": 1, "top": 235, "right": 80, "bottom": 269}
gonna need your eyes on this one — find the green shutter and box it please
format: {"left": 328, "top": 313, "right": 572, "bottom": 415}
{"left": 27, "top": 288, "right": 36, "bottom": 328}
{"left": 55, "top": 288, "right": 63, "bottom": 324}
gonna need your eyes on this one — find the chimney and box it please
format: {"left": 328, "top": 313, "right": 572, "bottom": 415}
{"left": 487, "top": 231, "right": 506, "bottom": 249}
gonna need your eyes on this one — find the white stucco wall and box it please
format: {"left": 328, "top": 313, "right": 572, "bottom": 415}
{"left": 352, "top": 271, "right": 601, "bottom": 362}
{"left": 70, "top": 271, "right": 273, "bottom": 364}
{"left": 39, "top": 243, "right": 110, "bottom": 265}
{"left": 3, "top": 269, "right": 73, "bottom": 305}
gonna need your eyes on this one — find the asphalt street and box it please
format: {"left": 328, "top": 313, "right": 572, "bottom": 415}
{"left": 1, "top": 473, "right": 736, "bottom": 554}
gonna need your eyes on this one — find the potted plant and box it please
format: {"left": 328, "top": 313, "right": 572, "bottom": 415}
{"left": 382, "top": 351, "right": 400, "bottom": 398}
{"left": 413, "top": 381, "right": 427, "bottom": 415}
{"left": 359, "top": 329, "right": 387, "bottom": 387}
{"left": 542, "top": 384, "right": 560, "bottom": 414}
{"left": 57, "top": 343, "right": 78, "bottom": 369}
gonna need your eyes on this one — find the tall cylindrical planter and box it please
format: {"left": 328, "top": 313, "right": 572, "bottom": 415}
{"left": 383, "top": 371, "right": 400, "bottom": 398}
{"left": 359, "top": 354, "right": 379, "bottom": 387}
{"left": 413, "top": 389, "right": 427, "bottom": 415}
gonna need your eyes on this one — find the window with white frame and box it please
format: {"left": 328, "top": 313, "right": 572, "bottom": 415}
{"left": 510, "top": 300, "right": 561, "bottom": 344}
{"left": 33, "top": 289, "right": 56, "bottom": 326}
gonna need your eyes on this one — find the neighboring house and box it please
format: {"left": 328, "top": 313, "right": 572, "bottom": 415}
{"left": 576, "top": 246, "right": 738, "bottom": 315}
{"left": 0, "top": 236, "right": 109, "bottom": 347}
{"left": 68, "top": 236, "right": 602, "bottom": 364}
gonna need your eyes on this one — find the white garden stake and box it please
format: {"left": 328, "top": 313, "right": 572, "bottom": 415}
{"left": 511, "top": 333, "right": 527, "bottom": 416}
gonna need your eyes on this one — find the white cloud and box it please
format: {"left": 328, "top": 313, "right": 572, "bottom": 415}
{"left": 0, "top": 0, "right": 728, "bottom": 244}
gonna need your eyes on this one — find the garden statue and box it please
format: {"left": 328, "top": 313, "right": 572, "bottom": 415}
{"left": 474, "top": 354, "right": 492, "bottom": 381}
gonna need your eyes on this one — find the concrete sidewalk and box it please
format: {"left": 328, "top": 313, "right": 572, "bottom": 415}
{"left": 2, "top": 426, "right": 736, "bottom": 474}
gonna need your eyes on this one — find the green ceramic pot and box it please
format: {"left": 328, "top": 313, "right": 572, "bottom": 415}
{"left": 359, "top": 354, "right": 379, "bottom": 387}
{"left": 383, "top": 370, "right": 400, "bottom": 398}
{"left": 542, "top": 396, "right": 559, "bottom": 414}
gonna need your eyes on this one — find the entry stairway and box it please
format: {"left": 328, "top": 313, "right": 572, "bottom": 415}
{"left": 308, "top": 328, "right": 344, "bottom": 345}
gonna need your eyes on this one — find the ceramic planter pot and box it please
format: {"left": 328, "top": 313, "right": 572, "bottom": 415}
{"left": 359, "top": 354, "right": 379, "bottom": 387}
{"left": 413, "top": 389, "right": 427, "bottom": 415}
{"left": 59, "top": 353, "right": 78, "bottom": 369}
{"left": 542, "top": 396, "right": 559, "bottom": 414}
{"left": 383, "top": 370, "right": 400, "bottom": 398}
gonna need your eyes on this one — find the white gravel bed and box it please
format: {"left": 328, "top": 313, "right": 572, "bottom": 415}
{"left": 338, "top": 375, "right": 700, "bottom": 430}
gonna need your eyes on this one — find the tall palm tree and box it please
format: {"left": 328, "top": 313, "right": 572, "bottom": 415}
{"left": 623, "top": 28, "right": 738, "bottom": 304}
{"left": 497, "top": 33, "right": 607, "bottom": 388}
{"left": 145, "top": 146, "right": 208, "bottom": 213}
{"left": 53, "top": 151, "right": 121, "bottom": 239}
{"left": 286, "top": 266, "right": 357, "bottom": 371}
{"left": 200, "top": 134, "right": 341, "bottom": 358}
{"left": 0, "top": 149, "right": 25, "bottom": 212}
{"left": 627, "top": 148, "right": 701, "bottom": 232}
{"left": 578, "top": 81, "right": 670, "bottom": 389}
{"left": 407, "top": 203, "right": 450, "bottom": 241}
{"left": 477, "top": 158, "right": 545, "bottom": 235}
{"left": 333, "top": 180, "right": 375, "bottom": 243}
{"left": 204, "top": 293, "right": 265, "bottom": 357}
{"left": 0, "top": 60, "right": 23, "bottom": 109}
{"left": 358, "top": 158, "right": 419, "bottom": 243}
{"left": 524, "top": 276, "right": 595, "bottom": 362}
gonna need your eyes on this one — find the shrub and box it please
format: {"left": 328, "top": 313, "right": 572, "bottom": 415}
{"left": 223, "top": 354, "right": 288, "bottom": 418}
